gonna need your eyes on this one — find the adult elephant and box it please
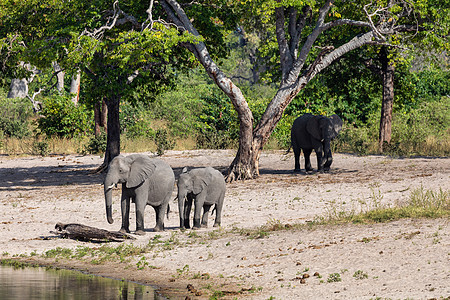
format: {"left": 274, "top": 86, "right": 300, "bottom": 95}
{"left": 291, "top": 113, "right": 343, "bottom": 173}
{"left": 104, "top": 154, "right": 175, "bottom": 235}
{"left": 177, "top": 167, "right": 226, "bottom": 230}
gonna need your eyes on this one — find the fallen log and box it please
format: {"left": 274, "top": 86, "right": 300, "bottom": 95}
{"left": 53, "top": 223, "right": 135, "bottom": 242}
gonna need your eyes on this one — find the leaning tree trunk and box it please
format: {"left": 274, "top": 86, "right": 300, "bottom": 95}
{"left": 162, "top": 0, "right": 374, "bottom": 181}
{"left": 378, "top": 47, "right": 395, "bottom": 152}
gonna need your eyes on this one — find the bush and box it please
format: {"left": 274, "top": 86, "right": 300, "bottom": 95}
{"left": 154, "top": 129, "right": 175, "bottom": 156}
{"left": 272, "top": 114, "right": 296, "bottom": 149}
{"left": 83, "top": 133, "right": 107, "bottom": 154}
{"left": 335, "top": 125, "right": 377, "bottom": 155}
{"left": 32, "top": 140, "right": 50, "bottom": 156}
{"left": 0, "top": 96, "right": 32, "bottom": 138}
{"left": 120, "top": 101, "right": 155, "bottom": 139}
{"left": 196, "top": 91, "right": 239, "bottom": 149}
{"left": 333, "top": 96, "right": 450, "bottom": 157}
{"left": 37, "top": 95, "right": 93, "bottom": 138}
{"left": 390, "top": 96, "right": 450, "bottom": 156}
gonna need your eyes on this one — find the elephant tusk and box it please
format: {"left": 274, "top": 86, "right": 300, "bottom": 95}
{"left": 106, "top": 184, "right": 115, "bottom": 190}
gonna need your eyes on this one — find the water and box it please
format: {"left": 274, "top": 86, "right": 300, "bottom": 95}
{"left": 0, "top": 265, "right": 161, "bottom": 300}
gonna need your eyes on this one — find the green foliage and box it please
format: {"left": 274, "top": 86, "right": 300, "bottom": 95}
{"left": 32, "top": 140, "right": 50, "bottom": 156}
{"left": 37, "top": 95, "right": 93, "bottom": 138}
{"left": 119, "top": 101, "right": 155, "bottom": 139}
{"left": 83, "top": 133, "right": 107, "bottom": 154}
{"left": 389, "top": 96, "right": 450, "bottom": 156}
{"left": 0, "top": 96, "right": 32, "bottom": 138}
{"left": 196, "top": 90, "right": 238, "bottom": 149}
{"left": 315, "top": 187, "right": 449, "bottom": 225}
{"left": 413, "top": 70, "right": 450, "bottom": 101}
{"left": 154, "top": 129, "right": 175, "bottom": 156}
{"left": 335, "top": 119, "right": 378, "bottom": 155}
{"left": 272, "top": 114, "right": 295, "bottom": 149}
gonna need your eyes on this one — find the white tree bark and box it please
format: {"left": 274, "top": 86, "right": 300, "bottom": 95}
{"left": 52, "top": 61, "right": 65, "bottom": 93}
{"left": 7, "top": 78, "right": 29, "bottom": 98}
{"left": 70, "top": 70, "right": 81, "bottom": 105}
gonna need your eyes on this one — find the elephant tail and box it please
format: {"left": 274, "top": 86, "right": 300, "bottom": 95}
{"left": 211, "top": 206, "right": 216, "bottom": 216}
{"left": 285, "top": 145, "right": 292, "bottom": 154}
{"left": 166, "top": 204, "right": 170, "bottom": 220}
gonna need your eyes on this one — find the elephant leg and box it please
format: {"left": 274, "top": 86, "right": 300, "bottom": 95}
{"left": 193, "top": 194, "right": 206, "bottom": 229}
{"left": 324, "top": 149, "right": 333, "bottom": 172}
{"left": 293, "top": 146, "right": 301, "bottom": 172}
{"left": 201, "top": 204, "right": 212, "bottom": 228}
{"left": 152, "top": 205, "right": 163, "bottom": 232}
{"left": 135, "top": 200, "right": 146, "bottom": 235}
{"left": 120, "top": 195, "right": 131, "bottom": 233}
{"left": 184, "top": 196, "right": 193, "bottom": 229}
{"left": 303, "top": 149, "right": 313, "bottom": 172}
{"left": 213, "top": 193, "right": 225, "bottom": 227}
{"left": 316, "top": 149, "right": 324, "bottom": 172}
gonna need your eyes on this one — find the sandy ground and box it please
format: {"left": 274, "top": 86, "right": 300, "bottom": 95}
{"left": 0, "top": 150, "right": 449, "bottom": 299}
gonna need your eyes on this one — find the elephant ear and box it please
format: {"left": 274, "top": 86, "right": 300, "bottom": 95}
{"left": 192, "top": 174, "right": 208, "bottom": 195}
{"left": 329, "top": 114, "right": 343, "bottom": 139}
{"left": 306, "top": 115, "right": 322, "bottom": 141}
{"left": 127, "top": 155, "right": 156, "bottom": 188}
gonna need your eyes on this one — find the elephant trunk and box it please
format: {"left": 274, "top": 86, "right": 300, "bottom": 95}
{"left": 104, "top": 178, "right": 116, "bottom": 224}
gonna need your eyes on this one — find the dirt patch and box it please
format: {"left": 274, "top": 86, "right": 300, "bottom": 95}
{"left": 0, "top": 150, "right": 449, "bottom": 299}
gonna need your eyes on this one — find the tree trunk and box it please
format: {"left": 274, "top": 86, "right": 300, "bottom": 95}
{"left": 52, "top": 61, "right": 65, "bottom": 93}
{"left": 70, "top": 70, "right": 81, "bottom": 105}
{"left": 227, "top": 111, "right": 257, "bottom": 181}
{"left": 54, "top": 223, "right": 134, "bottom": 242}
{"left": 162, "top": 0, "right": 374, "bottom": 181}
{"left": 7, "top": 78, "right": 28, "bottom": 98}
{"left": 94, "top": 99, "right": 108, "bottom": 136}
{"left": 378, "top": 47, "right": 395, "bottom": 152}
{"left": 103, "top": 95, "right": 121, "bottom": 167}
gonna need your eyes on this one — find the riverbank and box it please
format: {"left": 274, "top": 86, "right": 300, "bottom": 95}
{"left": 1, "top": 150, "right": 449, "bottom": 299}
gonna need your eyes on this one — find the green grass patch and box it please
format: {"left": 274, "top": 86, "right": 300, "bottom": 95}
{"left": 0, "top": 259, "right": 39, "bottom": 269}
{"left": 317, "top": 187, "right": 449, "bottom": 225}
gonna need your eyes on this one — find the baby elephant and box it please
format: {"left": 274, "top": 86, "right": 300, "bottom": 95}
{"left": 177, "top": 167, "right": 226, "bottom": 230}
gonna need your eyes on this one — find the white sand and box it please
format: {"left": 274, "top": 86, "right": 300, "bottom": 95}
{"left": 0, "top": 150, "right": 448, "bottom": 299}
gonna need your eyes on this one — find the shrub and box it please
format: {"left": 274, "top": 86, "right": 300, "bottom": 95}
{"left": 37, "top": 95, "right": 93, "bottom": 138}
{"left": 83, "top": 133, "right": 107, "bottom": 154}
{"left": 154, "top": 129, "right": 175, "bottom": 156}
{"left": 120, "top": 101, "right": 155, "bottom": 139}
{"left": 390, "top": 96, "right": 450, "bottom": 156}
{"left": 335, "top": 125, "right": 377, "bottom": 155}
{"left": 196, "top": 91, "right": 239, "bottom": 149}
{"left": 32, "top": 140, "right": 50, "bottom": 156}
{"left": 0, "top": 96, "right": 32, "bottom": 138}
{"left": 125, "top": 119, "right": 155, "bottom": 139}
{"left": 272, "top": 114, "right": 296, "bottom": 149}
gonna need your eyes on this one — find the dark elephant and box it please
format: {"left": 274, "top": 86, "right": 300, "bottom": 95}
{"left": 104, "top": 154, "right": 175, "bottom": 235}
{"left": 177, "top": 167, "right": 226, "bottom": 230}
{"left": 291, "top": 113, "right": 343, "bottom": 172}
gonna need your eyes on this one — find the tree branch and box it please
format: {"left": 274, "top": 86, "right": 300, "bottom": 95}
{"left": 289, "top": 0, "right": 333, "bottom": 84}
{"left": 276, "top": 6, "right": 292, "bottom": 80}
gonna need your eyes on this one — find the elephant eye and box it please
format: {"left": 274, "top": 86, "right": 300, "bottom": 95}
{"left": 119, "top": 168, "right": 124, "bottom": 173}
